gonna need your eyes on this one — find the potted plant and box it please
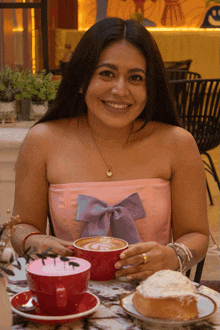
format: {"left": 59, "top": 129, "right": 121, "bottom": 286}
{"left": 17, "top": 70, "right": 60, "bottom": 120}
{"left": 0, "top": 66, "right": 22, "bottom": 125}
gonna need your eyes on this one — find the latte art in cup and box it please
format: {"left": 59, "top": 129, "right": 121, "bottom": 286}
{"left": 73, "top": 236, "right": 128, "bottom": 280}
{"left": 75, "top": 237, "right": 127, "bottom": 251}
{"left": 83, "top": 242, "right": 118, "bottom": 251}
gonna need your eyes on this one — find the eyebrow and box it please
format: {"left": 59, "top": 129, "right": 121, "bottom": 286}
{"left": 97, "top": 63, "right": 146, "bottom": 75}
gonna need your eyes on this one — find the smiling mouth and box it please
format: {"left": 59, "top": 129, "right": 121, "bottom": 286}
{"left": 102, "top": 101, "right": 131, "bottom": 109}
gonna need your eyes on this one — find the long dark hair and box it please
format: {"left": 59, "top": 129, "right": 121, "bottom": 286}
{"left": 36, "top": 17, "right": 181, "bottom": 128}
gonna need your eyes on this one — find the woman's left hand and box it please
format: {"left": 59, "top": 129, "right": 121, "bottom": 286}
{"left": 114, "top": 241, "right": 179, "bottom": 280}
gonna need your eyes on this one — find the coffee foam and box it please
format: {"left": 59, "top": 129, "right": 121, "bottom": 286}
{"left": 75, "top": 237, "right": 127, "bottom": 251}
{"left": 83, "top": 242, "right": 117, "bottom": 251}
{"left": 27, "top": 257, "right": 90, "bottom": 276}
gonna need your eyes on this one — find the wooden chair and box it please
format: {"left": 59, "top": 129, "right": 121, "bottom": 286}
{"left": 164, "top": 59, "right": 192, "bottom": 71}
{"left": 170, "top": 79, "right": 220, "bottom": 205}
{"left": 166, "top": 70, "right": 201, "bottom": 81}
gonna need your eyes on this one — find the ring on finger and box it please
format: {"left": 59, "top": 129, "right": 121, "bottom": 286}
{"left": 142, "top": 252, "right": 148, "bottom": 264}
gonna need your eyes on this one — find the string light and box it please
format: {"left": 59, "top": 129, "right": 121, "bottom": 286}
{"left": 12, "top": 27, "right": 24, "bottom": 32}
{"left": 31, "top": 7, "right": 36, "bottom": 74}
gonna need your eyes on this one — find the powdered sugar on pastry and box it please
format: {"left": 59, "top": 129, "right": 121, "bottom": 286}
{"left": 137, "top": 270, "right": 198, "bottom": 302}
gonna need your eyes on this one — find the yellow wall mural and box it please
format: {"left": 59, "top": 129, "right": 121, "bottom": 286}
{"left": 78, "top": 0, "right": 220, "bottom": 30}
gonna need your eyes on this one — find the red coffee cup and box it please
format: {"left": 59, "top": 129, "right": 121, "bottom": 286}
{"left": 73, "top": 237, "right": 128, "bottom": 281}
{"left": 26, "top": 257, "right": 91, "bottom": 316}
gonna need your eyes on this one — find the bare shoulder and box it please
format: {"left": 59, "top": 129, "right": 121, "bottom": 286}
{"left": 16, "top": 119, "right": 68, "bottom": 168}
{"left": 143, "top": 122, "right": 202, "bottom": 170}
{"left": 149, "top": 121, "right": 190, "bottom": 137}
{"left": 165, "top": 124, "right": 199, "bottom": 154}
{"left": 150, "top": 121, "right": 198, "bottom": 150}
{"left": 21, "top": 118, "right": 75, "bottom": 148}
{"left": 27, "top": 118, "right": 72, "bottom": 137}
{"left": 153, "top": 123, "right": 204, "bottom": 175}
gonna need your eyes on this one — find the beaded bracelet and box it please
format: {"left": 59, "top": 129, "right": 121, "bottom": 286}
{"left": 167, "top": 243, "right": 193, "bottom": 273}
{"left": 21, "top": 232, "right": 41, "bottom": 254}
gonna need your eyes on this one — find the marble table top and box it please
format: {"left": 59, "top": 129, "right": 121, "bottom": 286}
{"left": 7, "top": 277, "right": 220, "bottom": 330}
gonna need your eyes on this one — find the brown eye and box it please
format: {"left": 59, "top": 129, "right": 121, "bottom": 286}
{"left": 130, "top": 75, "right": 144, "bottom": 82}
{"left": 99, "top": 70, "right": 114, "bottom": 78}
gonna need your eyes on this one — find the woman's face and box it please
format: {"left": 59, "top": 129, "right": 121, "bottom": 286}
{"left": 85, "top": 40, "right": 147, "bottom": 129}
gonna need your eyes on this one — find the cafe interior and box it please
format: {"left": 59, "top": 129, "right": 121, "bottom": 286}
{"left": 0, "top": 0, "right": 219, "bottom": 329}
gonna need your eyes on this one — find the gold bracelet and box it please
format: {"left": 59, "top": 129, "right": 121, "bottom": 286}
{"left": 21, "top": 232, "right": 41, "bottom": 254}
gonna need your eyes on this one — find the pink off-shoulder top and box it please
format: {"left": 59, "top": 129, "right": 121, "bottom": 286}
{"left": 48, "top": 178, "right": 172, "bottom": 245}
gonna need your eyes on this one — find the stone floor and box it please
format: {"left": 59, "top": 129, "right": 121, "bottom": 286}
{"left": 0, "top": 121, "right": 219, "bottom": 286}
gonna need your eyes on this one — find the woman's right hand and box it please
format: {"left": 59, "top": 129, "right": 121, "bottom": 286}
{"left": 25, "top": 234, "right": 74, "bottom": 257}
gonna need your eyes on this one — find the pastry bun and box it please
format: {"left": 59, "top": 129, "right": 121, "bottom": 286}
{"left": 132, "top": 270, "right": 198, "bottom": 321}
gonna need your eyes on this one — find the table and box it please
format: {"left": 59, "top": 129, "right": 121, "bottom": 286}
{"left": 7, "top": 277, "right": 220, "bottom": 330}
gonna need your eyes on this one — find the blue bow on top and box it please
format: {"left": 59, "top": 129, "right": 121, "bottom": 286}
{"left": 76, "top": 193, "right": 146, "bottom": 244}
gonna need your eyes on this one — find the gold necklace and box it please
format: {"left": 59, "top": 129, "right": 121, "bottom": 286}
{"left": 90, "top": 125, "right": 134, "bottom": 178}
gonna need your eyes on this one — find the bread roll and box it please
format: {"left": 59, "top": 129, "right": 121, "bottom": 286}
{"left": 132, "top": 270, "right": 198, "bottom": 321}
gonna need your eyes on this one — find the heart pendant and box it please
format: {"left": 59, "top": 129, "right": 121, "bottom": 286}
{"left": 106, "top": 169, "right": 113, "bottom": 177}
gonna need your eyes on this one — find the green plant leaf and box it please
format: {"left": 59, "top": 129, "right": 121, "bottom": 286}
{"left": 23, "top": 246, "right": 32, "bottom": 255}
{"left": 0, "top": 260, "right": 8, "bottom": 265}
{"left": 69, "top": 262, "right": 80, "bottom": 268}
{"left": 41, "top": 247, "right": 53, "bottom": 254}
{"left": 9, "top": 253, "right": 14, "bottom": 264}
{"left": 13, "top": 259, "right": 22, "bottom": 271}
{"left": 47, "top": 253, "right": 58, "bottom": 259}
{"left": 60, "top": 256, "right": 70, "bottom": 262}
{"left": 0, "top": 266, "right": 15, "bottom": 276}
{"left": 36, "top": 253, "right": 47, "bottom": 260}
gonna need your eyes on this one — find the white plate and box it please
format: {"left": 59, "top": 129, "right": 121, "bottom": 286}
{"left": 120, "top": 292, "right": 217, "bottom": 325}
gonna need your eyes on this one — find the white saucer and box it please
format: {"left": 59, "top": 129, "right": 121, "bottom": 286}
{"left": 120, "top": 292, "right": 217, "bottom": 325}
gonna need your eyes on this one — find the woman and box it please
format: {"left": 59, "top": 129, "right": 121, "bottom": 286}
{"left": 11, "top": 17, "right": 209, "bottom": 281}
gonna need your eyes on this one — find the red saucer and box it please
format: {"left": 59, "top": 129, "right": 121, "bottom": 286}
{"left": 11, "top": 290, "right": 100, "bottom": 324}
